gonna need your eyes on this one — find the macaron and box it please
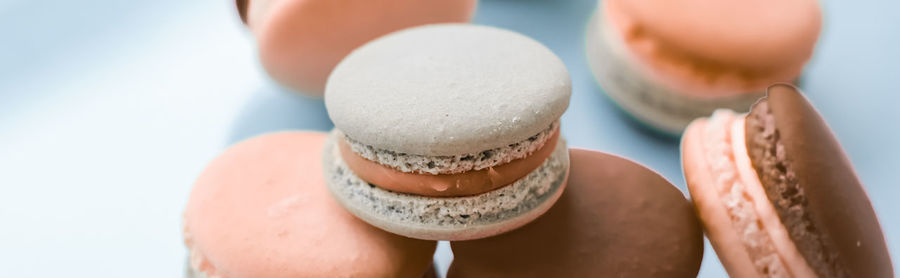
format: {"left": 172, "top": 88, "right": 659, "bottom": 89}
{"left": 586, "top": 0, "right": 822, "bottom": 135}
{"left": 323, "top": 24, "right": 572, "bottom": 241}
{"left": 236, "top": 0, "right": 477, "bottom": 95}
{"left": 183, "top": 132, "right": 437, "bottom": 278}
{"left": 448, "top": 148, "right": 704, "bottom": 277}
{"left": 681, "top": 84, "right": 893, "bottom": 277}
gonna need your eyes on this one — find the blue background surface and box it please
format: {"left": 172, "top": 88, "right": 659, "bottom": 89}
{"left": 0, "top": 0, "right": 896, "bottom": 276}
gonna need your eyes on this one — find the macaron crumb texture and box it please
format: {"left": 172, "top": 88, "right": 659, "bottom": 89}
{"left": 323, "top": 129, "right": 570, "bottom": 241}
{"left": 682, "top": 84, "right": 893, "bottom": 278}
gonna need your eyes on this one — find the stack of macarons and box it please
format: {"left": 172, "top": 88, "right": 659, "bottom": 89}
{"left": 586, "top": 0, "right": 822, "bottom": 135}
{"left": 181, "top": 3, "right": 894, "bottom": 276}
{"left": 235, "top": 0, "right": 477, "bottom": 95}
{"left": 319, "top": 23, "right": 706, "bottom": 275}
{"left": 322, "top": 24, "right": 572, "bottom": 241}
{"left": 182, "top": 22, "right": 711, "bottom": 277}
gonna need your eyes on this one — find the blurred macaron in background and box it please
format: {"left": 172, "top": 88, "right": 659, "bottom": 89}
{"left": 238, "top": 0, "right": 477, "bottom": 96}
{"left": 585, "top": 0, "right": 822, "bottom": 135}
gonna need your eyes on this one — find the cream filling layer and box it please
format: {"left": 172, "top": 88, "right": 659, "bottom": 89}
{"left": 703, "top": 110, "right": 816, "bottom": 278}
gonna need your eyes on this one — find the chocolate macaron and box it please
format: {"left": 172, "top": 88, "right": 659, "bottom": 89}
{"left": 448, "top": 149, "right": 704, "bottom": 277}
{"left": 323, "top": 24, "right": 572, "bottom": 240}
{"left": 681, "top": 84, "right": 893, "bottom": 277}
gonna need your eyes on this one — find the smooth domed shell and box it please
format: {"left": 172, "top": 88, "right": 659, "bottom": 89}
{"left": 613, "top": 0, "right": 821, "bottom": 73}
{"left": 183, "top": 132, "right": 436, "bottom": 278}
{"left": 748, "top": 84, "right": 893, "bottom": 277}
{"left": 244, "top": 0, "right": 477, "bottom": 95}
{"left": 448, "top": 149, "right": 704, "bottom": 277}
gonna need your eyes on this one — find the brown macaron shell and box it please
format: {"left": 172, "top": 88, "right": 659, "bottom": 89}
{"left": 745, "top": 84, "right": 892, "bottom": 277}
{"left": 235, "top": 0, "right": 249, "bottom": 24}
{"left": 448, "top": 149, "right": 704, "bottom": 277}
{"left": 421, "top": 264, "right": 438, "bottom": 278}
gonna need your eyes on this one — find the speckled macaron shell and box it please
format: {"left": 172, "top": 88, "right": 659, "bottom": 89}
{"left": 448, "top": 149, "right": 704, "bottom": 277}
{"left": 325, "top": 24, "right": 571, "bottom": 156}
{"left": 323, "top": 131, "right": 570, "bottom": 241}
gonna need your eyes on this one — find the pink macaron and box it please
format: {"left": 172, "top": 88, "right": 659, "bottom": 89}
{"left": 237, "top": 0, "right": 477, "bottom": 95}
{"left": 182, "top": 132, "right": 437, "bottom": 277}
{"left": 586, "top": 0, "right": 822, "bottom": 134}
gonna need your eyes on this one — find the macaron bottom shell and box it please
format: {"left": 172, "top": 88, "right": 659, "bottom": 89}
{"left": 448, "top": 148, "right": 704, "bottom": 277}
{"left": 322, "top": 130, "right": 570, "bottom": 241}
{"left": 585, "top": 9, "right": 766, "bottom": 135}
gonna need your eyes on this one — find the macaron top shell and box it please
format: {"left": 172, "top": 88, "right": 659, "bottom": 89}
{"left": 183, "top": 132, "right": 436, "bottom": 278}
{"left": 325, "top": 24, "right": 571, "bottom": 156}
{"left": 448, "top": 149, "right": 703, "bottom": 277}
{"left": 246, "top": 0, "right": 477, "bottom": 94}
{"left": 747, "top": 84, "right": 892, "bottom": 277}
{"left": 606, "top": 0, "right": 821, "bottom": 94}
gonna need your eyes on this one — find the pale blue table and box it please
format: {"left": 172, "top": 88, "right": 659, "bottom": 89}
{"left": 0, "top": 0, "right": 896, "bottom": 276}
